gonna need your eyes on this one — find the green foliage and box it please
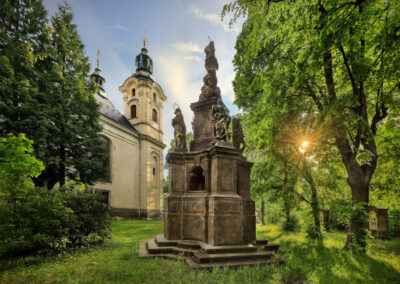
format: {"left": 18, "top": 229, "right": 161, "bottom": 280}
{"left": 0, "top": 1, "right": 107, "bottom": 189}
{"left": 0, "top": 134, "right": 44, "bottom": 193}
{"left": 225, "top": 0, "right": 400, "bottom": 249}
{"left": 281, "top": 215, "right": 301, "bottom": 232}
{"left": 0, "top": 184, "right": 111, "bottom": 257}
{"left": 328, "top": 200, "right": 352, "bottom": 231}
{"left": 0, "top": 0, "right": 49, "bottom": 151}
{"left": 0, "top": 134, "right": 110, "bottom": 257}
{"left": 306, "top": 224, "right": 324, "bottom": 239}
{"left": 388, "top": 210, "right": 400, "bottom": 239}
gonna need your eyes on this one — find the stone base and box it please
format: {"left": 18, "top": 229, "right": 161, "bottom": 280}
{"left": 139, "top": 235, "right": 284, "bottom": 269}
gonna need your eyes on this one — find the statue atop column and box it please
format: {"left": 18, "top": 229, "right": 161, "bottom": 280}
{"left": 200, "top": 41, "right": 221, "bottom": 100}
{"left": 172, "top": 104, "right": 187, "bottom": 152}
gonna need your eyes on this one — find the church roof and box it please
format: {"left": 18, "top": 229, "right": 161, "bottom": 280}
{"left": 95, "top": 93, "right": 140, "bottom": 134}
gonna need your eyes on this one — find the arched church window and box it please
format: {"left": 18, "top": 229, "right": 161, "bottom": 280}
{"left": 132, "top": 88, "right": 135, "bottom": 96}
{"left": 152, "top": 156, "right": 158, "bottom": 187}
{"left": 152, "top": 109, "right": 157, "bottom": 122}
{"left": 131, "top": 105, "right": 137, "bottom": 118}
{"left": 153, "top": 93, "right": 156, "bottom": 102}
{"left": 100, "top": 136, "right": 111, "bottom": 182}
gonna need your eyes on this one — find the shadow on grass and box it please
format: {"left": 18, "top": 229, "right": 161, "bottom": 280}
{"left": 277, "top": 237, "right": 400, "bottom": 283}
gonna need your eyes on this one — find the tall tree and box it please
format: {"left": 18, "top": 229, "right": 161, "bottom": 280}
{"left": 33, "top": 3, "right": 106, "bottom": 188}
{"left": 224, "top": 0, "right": 400, "bottom": 250}
{"left": 0, "top": 0, "right": 50, "bottom": 154}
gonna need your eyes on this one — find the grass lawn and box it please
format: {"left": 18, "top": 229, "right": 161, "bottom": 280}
{"left": 1, "top": 220, "right": 399, "bottom": 283}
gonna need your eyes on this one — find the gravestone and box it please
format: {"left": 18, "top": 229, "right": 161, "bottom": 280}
{"left": 139, "top": 41, "right": 283, "bottom": 268}
{"left": 369, "top": 206, "right": 388, "bottom": 239}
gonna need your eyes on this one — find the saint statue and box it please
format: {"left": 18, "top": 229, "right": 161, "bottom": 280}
{"left": 172, "top": 105, "right": 187, "bottom": 152}
{"left": 200, "top": 41, "right": 221, "bottom": 100}
{"left": 212, "top": 100, "right": 231, "bottom": 143}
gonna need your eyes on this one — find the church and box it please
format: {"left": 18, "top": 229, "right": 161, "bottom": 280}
{"left": 90, "top": 40, "right": 166, "bottom": 219}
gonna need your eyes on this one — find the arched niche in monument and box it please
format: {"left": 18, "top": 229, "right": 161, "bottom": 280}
{"left": 189, "top": 166, "right": 205, "bottom": 191}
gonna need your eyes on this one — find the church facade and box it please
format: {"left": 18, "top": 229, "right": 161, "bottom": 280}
{"left": 90, "top": 43, "right": 166, "bottom": 219}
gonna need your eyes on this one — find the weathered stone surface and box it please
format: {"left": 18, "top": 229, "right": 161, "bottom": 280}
{"left": 164, "top": 146, "right": 255, "bottom": 246}
{"left": 139, "top": 235, "right": 284, "bottom": 269}
{"left": 369, "top": 206, "right": 388, "bottom": 239}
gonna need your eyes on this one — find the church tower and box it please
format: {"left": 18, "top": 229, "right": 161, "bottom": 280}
{"left": 119, "top": 38, "right": 166, "bottom": 143}
{"left": 118, "top": 38, "right": 166, "bottom": 219}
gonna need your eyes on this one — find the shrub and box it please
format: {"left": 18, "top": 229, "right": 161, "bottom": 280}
{"left": 0, "top": 135, "right": 111, "bottom": 257}
{"left": 306, "top": 224, "right": 323, "bottom": 239}
{"left": 329, "top": 200, "right": 351, "bottom": 231}
{"left": 281, "top": 215, "right": 301, "bottom": 232}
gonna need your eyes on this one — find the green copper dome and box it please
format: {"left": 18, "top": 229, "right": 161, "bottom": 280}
{"left": 134, "top": 47, "right": 153, "bottom": 82}
{"left": 91, "top": 67, "right": 107, "bottom": 98}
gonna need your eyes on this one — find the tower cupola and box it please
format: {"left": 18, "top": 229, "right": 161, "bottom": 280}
{"left": 134, "top": 37, "right": 153, "bottom": 81}
{"left": 91, "top": 50, "right": 107, "bottom": 98}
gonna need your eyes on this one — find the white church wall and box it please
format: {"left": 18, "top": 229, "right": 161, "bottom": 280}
{"left": 94, "top": 116, "right": 140, "bottom": 212}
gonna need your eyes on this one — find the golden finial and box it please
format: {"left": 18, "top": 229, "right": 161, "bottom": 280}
{"left": 96, "top": 50, "right": 100, "bottom": 68}
{"left": 143, "top": 29, "right": 146, "bottom": 47}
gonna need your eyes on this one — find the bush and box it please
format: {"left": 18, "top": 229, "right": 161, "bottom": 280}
{"left": 0, "top": 184, "right": 111, "bottom": 257}
{"left": 329, "top": 200, "right": 351, "bottom": 231}
{"left": 0, "top": 135, "right": 111, "bottom": 257}
{"left": 306, "top": 224, "right": 323, "bottom": 239}
{"left": 281, "top": 215, "right": 301, "bottom": 232}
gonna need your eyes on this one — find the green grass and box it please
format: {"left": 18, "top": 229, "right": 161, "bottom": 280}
{"left": 1, "top": 220, "right": 399, "bottom": 283}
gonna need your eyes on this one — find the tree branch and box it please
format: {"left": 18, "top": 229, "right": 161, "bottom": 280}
{"left": 337, "top": 43, "right": 358, "bottom": 96}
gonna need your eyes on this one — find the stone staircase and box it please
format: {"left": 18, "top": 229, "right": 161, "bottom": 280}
{"left": 139, "top": 235, "right": 285, "bottom": 269}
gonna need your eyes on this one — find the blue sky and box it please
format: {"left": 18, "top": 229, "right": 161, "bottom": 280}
{"left": 43, "top": 0, "right": 242, "bottom": 152}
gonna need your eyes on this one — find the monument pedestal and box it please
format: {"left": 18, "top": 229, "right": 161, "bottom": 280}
{"left": 164, "top": 146, "right": 255, "bottom": 245}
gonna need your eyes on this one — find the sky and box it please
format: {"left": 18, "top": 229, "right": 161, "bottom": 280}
{"left": 42, "top": 0, "right": 242, "bottom": 157}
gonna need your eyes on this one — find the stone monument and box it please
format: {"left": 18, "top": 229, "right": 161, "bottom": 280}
{"left": 369, "top": 206, "right": 388, "bottom": 239}
{"left": 139, "top": 41, "right": 283, "bottom": 269}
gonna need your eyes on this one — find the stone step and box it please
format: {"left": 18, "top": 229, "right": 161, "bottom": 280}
{"left": 200, "top": 243, "right": 258, "bottom": 254}
{"left": 177, "top": 240, "right": 202, "bottom": 250}
{"left": 193, "top": 250, "right": 275, "bottom": 264}
{"left": 185, "top": 256, "right": 285, "bottom": 269}
{"left": 147, "top": 238, "right": 174, "bottom": 254}
{"left": 140, "top": 242, "right": 179, "bottom": 259}
{"left": 155, "top": 235, "right": 178, "bottom": 247}
{"left": 254, "top": 239, "right": 268, "bottom": 246}
{"left": 264, "top": 244, "right": 279, "bottom": 252}
{"left": 147, "top": 239, "right": 197, "bottom": 257}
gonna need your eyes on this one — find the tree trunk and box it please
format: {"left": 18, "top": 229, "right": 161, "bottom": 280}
{"left": 322, "top": 210, "right": 330, "bottom": 232}
{"left": 59, "top": 145, "right": 66, "bottom": 187}
{"left": 261, "top": 199, "right": 265, "bottom": 225}
{"left": 303, "top": 160, "right": 321, "bottom": 230}
{"left": 311, "top": 183, "right": 321, "bottom": 229}
{"left": 343, "top": 166, "right": 370, "bottom": 251}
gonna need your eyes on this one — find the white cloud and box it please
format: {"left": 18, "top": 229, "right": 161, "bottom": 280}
{"left": 113, "top": 41, "right": 136, "bottom": 53}
{"left": 188, "top": 4, "right": 239, "bottom": 33}
{"left": 183, "top": 55, "right": 202, "bottom": 62}
{"left": 172, "top": 41, "right": 202, "bottom": 53}
{"left": 154, "top": 52, "right": 204, "bottom": 151}
{"left": 108, "top": 25, "right": 128, "bottom": 31}
{"left": 218, "top": 71, "right": 235, "bottom": 103}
